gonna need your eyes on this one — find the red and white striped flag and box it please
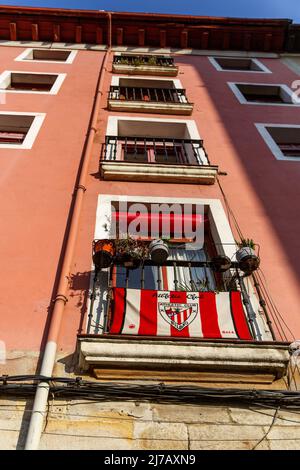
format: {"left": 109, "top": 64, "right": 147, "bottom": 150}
{"left": 110, "top": 288, "right": 252, "bottom": 340}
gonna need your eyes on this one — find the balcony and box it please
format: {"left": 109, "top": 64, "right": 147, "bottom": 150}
{"left": 101, "top": 136, "right": 218, "bottom": 184}
{"left": 108, "top": 85, "right": 193, "bottom": 115}
{"left": 112, "top": 55, "right": 178, "bottom": 76}
{"left": 78, "top": 237, "right": 290, "bottom": 384}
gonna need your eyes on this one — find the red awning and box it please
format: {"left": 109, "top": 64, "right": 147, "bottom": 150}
{"left": 112, "top": 211, "right": 206, "bottom": 236}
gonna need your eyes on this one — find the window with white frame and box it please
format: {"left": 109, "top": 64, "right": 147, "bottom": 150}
{"left": 103, "top": 116, "right": 208, "bottom": 166}
{"left": 256, "top": 124, "right": 300, "bottom": 161}
{"left": 0, "top": 71, "right": 66, "bottom": 95}
{"left": 228, "top": 82, "right": 299, "bottom": 106}
{"left": 15, "top": 48, "right": 77, "bottom": 64}
{"left": 109, "top": 76, "right": 189, "bottom": 104}
{"left": 0, "top": 112, "right": 45, "bottom": 149}
{"left": 87, "top": 195, "right": 271, "bottom": 342}
{"left": 209, "top": 57, "right": 271, "bottom": 73}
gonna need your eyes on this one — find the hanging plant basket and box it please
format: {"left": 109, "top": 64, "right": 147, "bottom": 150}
{"left": 116, "top": 251, "right": 142, "bottom": 269}
{"left": 236, "top": 240, "right": 260, "bottom": 274}
{"left": 93, "top": 240, "right": 115, "bottom": 269}
{"left": 211, "top": 254, "right": 232, "bottom": 272}
{"left": 115, "top": 237, "right": 149, "bottom": 269}
{"left": 149, "top": 239, "right": 170, "bottom": 264}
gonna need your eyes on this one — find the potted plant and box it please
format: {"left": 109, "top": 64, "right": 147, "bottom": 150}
{"left": 149, "top": 239, "right": 170, "bottom": 264}
{"left": 211, "top": 254, "right": 232, "bottom": 272}
{"left": 115, "top": 236, "right": 149, "bottom": 269}
{"left": 92, "top": 239, "right": 115, "bottom": 269}
{"left": 133, "top": 57, "right": 144, "bottom": 67}
{"left": 236, "top": 238, "right": 260, "bottom": 274}
{"left": 143, "top": 93, "right": 150, "bottom": 101}
{"left": 148, "top": 56, "right": 158, "bottom": 66}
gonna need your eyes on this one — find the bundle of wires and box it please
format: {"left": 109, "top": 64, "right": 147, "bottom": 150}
{"left": 1, "top": 375, "right": 300, "bottom": 409}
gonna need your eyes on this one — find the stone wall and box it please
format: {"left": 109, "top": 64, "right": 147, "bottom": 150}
{"left": 1, "top": 397, "right": 300, "bottom": 450}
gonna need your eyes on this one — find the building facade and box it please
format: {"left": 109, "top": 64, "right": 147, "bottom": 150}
{"left": 0, "top": 6, "right": 300, "bottom": 450}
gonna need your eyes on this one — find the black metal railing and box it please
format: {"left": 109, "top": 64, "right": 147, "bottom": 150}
{"left": 103, "top": 136, "right": 209, "bottom": 165}
{"left": 88, "top": 248, "right": 276, "bottom": 341}
{"left": 113, "top": 55, "right": 175, "bottom": 68}
{"left": 109, "top": 86, "right": 189, "bottom": 104}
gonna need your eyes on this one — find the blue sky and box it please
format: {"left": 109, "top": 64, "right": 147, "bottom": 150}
{"left": 2, "top": 0, "right": 300, "bottom": 23}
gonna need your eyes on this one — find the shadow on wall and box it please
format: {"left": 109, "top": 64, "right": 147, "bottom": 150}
{"left": 174, "top": 55, "right": 300, "bottom": 285}
{"left": 69, "top": 270, "right": 92, "bottom": 336}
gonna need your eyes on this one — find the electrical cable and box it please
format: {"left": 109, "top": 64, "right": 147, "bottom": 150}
{"left": 2, "top": 376, "right": 300, "bottom": 409}
{"left": 216, "top": 177, "right": 244, "bottom": 240}
{"left": 256, "top": 270, "right": 291, "bottom": 341}
{"left": 257, "top": 268, "right": 295, "bottom": 340}
{"left": 251, "top": 406, "right": 280, "bottom": 450}
{"left": 217, "top": 175, "right": 293, "bottom": 343}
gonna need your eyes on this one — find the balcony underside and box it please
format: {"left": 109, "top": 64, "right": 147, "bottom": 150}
{"left": 100, "top": 161, "right": 218, "bottom": 184}
{"left": 112, "top": 64, "right": 178, "bottom": 76}
{"left": 108, "top": 99, "right": 193, "bottom": 115}
{"left": 78, "top": 337, "right": 290, "bottom": 384}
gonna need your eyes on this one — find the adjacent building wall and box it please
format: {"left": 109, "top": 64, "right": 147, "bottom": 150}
{"left": 1, "top": 38, "right": 300, "bottom": 448}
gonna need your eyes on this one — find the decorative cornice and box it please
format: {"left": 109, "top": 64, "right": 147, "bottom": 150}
{"left": 0, "top": 6, "right": 298, "bottom": 52}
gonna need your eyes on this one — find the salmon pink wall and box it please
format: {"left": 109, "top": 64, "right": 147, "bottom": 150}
{"left": 0, "top": 46, "right": 105, "bottom": 351}
{"left": 1, "top": 49, "right": 300, "bottom": 365}
{"left": 59, "top": 53, "right": 300, "bottom": 353}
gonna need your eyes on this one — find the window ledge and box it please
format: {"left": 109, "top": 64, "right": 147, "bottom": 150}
{"left": 112, "top": 64, "right": 178, "bottom": 76}
{"left": 78, "top": 337, "right": 290, "bottom": 383}
{"left": 108, "top": 99, "right": 193, "bottom": 115}
{"left": 100, "top": 161, "right": 218, "bottom": 184}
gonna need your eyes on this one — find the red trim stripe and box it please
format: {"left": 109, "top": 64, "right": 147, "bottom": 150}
{"left": 110, "top": 287, "right": 126, "bottom": 334}
{"left": 170, "top": 291, "right": 189, "bottom": 337}
{"left": 138, "top": 289, "right": 158, "bottom": 335}
{"left": 230, "top": 291, "right": 253, "bottom": 340}
{"left": 199, "top": 292, "right": 222, "bottom": 338}
{"left": 161, "top": 265, "right": 169, "bottom": 290}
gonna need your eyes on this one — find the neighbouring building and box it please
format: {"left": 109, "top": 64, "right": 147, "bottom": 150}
{"left": 0, "top": 5, "right": 300, "bottom": 450}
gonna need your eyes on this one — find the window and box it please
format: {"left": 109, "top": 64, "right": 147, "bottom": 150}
{"left": 78, "top": 195, "right": 288, "bottom": 382}
{"left": 255, "top": 124, "right": 300, "bottom": 161}
{"left": 0, "top": 71, "right": 66, "bottom": 95}
{"left": 110, "top": 77, "right": 187, "bottom": 102}
{"left": 89, "top": 195, "right": 272, "bottom": 341}
{"left": 114, "top": 216, "right": 218, "bottom": 293}
{"left": 15, "top": 48, "right": 77, "bottom": 64}
{"left": 108, "top": 76, "right": 192, "bottom": 114}
{"left": 104, "top": 117, "right": 208, "bottom": 165}
{"left": 229, "top": 82, "right": 298, "bottom": 106}
{"left": 0, "top": 112, "right": 45, "bottom": 149}
{"left": 101, "top": 117, "right": 217, "bottom": 184}
{"left": 209, "top": 57, "right": 271, "bottom": 73}
{"left": 120, "top": 139, "right": 193, "bottom": 164}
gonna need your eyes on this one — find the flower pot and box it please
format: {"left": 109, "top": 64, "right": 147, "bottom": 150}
{"left": 149, "top": 239, "right": 169, "bottom": 264}
{"left": 93, "top": 240, "right": 115, "bottom": 269}
{"left": 116, "top": 252, "right": 142, "bottom": 269}
{"left": 211, "top": 254, "right": 232, "bottom": 272}
{"left": 236, "top": 246, "right": 260, "bottom": 273}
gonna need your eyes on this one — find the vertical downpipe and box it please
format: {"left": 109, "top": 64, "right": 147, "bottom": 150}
{"left": 24, "top": 12, "right": 112, "bottom": 450}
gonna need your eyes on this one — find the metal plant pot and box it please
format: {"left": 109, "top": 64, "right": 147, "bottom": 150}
{"left": 236, "top": 246, "right": 260, "bottom": 274}
{"left": 93, "top": 240, "right": 115, "bottom": 268}
{"left": 116, "top": 250, "right": 142, "bottom": 269}
{"left": 211, "top": 254, "right": 232, "bottom": 272}
{"left": 149, "top": 239, "right": 169, "bottom": 264}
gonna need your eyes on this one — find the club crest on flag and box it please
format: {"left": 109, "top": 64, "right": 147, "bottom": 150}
{"left": 158, "top": 302, "right": 198, "bottom": 331}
